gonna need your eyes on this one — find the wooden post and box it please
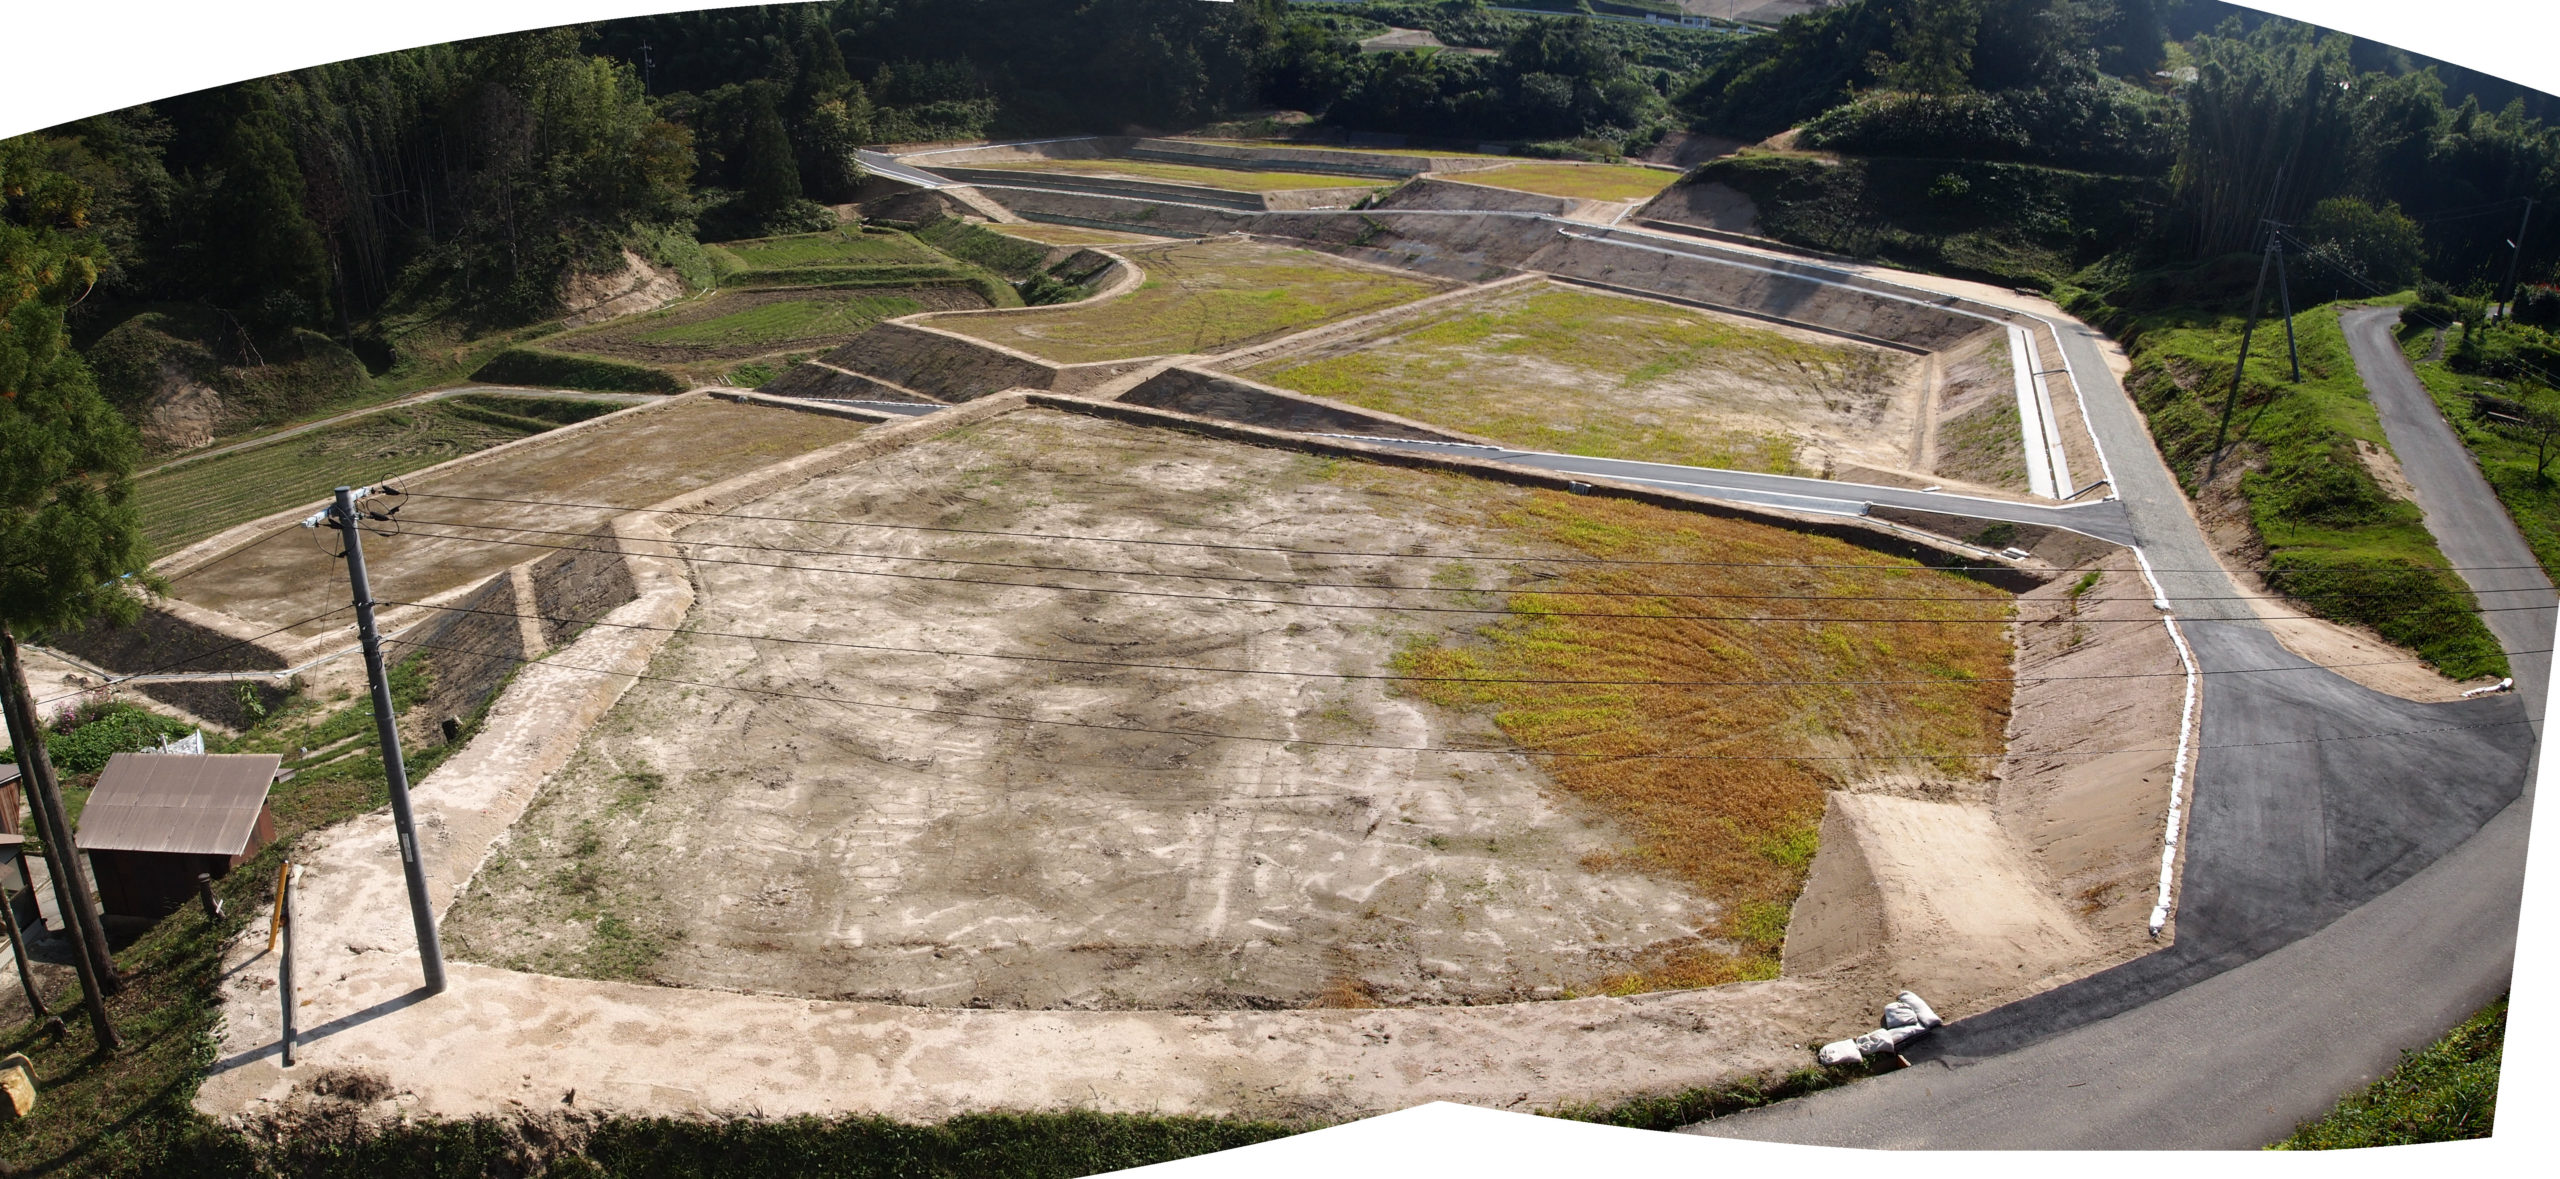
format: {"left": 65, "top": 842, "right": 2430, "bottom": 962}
{"left": 277, "top": 863, "right": 296, "bottom": 1068}
{"left": 195, "top": 873, "right": 223, "bottom": 921}
{"left": 1, "top": 885, "right": 46, "bottom": 1020}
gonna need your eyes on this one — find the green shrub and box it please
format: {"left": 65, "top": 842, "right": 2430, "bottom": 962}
{"left": 2276, "top": 998, "right": 2504, "bottom": 1148}
{"left": 39, "top": 703, "right": 198, "bottom": 776}
{"left": 471, "top": 348, "right": 685, "bottom": 393}
{"left": 910, "top": 216, "right": 1051, "bottom": 279}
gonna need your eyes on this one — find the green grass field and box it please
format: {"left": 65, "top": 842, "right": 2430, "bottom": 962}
{"left": 2275, "top": 998, "right": 2503, "bottom": 1148}
{"left": 631, "top": 294, "right": 925, "bottom": 348}
{"left": 927, "top": 238, "right": 1440, "bottom": 363}
{"left": 1247, "top": 284, "right": 1894, "bottom": 472}
{"left": 133, "top": 396, "right": 614, "bottom": 556}
{"left": 967, "top": 157, "right": 1388, "bottom": 192}
{"left": 714, "top": 228, "right": 946, "bottom": 271}
{"left": 1457, "top": 162, "right": 1678, "bottom": 202}
{"left": 2123, "top": 302, "right": 2505, "bottom": 678}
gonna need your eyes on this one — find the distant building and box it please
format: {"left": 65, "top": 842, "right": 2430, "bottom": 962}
{"left": 74, "top": 752, "right": 282, "bottom": 919}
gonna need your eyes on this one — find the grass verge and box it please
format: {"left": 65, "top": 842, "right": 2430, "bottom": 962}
{"left": 2401, "top": 322, "right": 2560, "bottom": 582}
{"left": 1392, "top": 490, "right": 2012, "bottom": 986}
{"left": 2273, "top": 997, "right": 2503, "bottom": 1148}
{"left": 2121, "top": 301, "right": 2505, "bottom": 679}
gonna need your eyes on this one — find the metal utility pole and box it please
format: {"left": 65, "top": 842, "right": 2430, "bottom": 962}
{"left": 2499, "top": 197, "right": 2537, "bottom": 320}
{"left": 0, "top": 643, "right": 118, "bottom": 1049}
{"left": 2210, "top": 222, "right": 2282, "bottom": 481}
{"left": 308, "top": 487, "right": 446, "bottom": 994}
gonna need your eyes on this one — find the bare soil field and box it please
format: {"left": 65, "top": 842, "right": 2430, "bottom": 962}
{"left": 163, "top": 398, "right": 869, "bottom": 640}
{"left": 1239, "top": 280, "right": 1933, "bottom": 477}
{"left": 925, "top": 237, "right": 1446, "bottom": 364}
{"left": 443, "top": 408, "right": 2013, "bottom": 1009}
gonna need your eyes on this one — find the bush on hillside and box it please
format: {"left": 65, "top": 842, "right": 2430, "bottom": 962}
{"left": 2514, "top": 284, "right": 2560, "bottom": 329}
{"left": 1797, "top": 77, "right": 2179, "bottom": 174}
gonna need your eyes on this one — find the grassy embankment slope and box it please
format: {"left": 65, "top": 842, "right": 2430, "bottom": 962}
{"left": 2395, "top": 315, "right": 2560, "bottom": 581}
{"left": 133, "top": 395, "right": 618, "bottom": 556}
{"left": 2122, "top": 302, "right": 2505, "bottom": 678}
{"left": 2274, "top": 997, "right": 2505, "bottom": 1148}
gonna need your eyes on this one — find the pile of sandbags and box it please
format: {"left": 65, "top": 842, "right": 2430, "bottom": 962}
{"left": 1816, "top": 990, "right": 1942, "bottom": 1066}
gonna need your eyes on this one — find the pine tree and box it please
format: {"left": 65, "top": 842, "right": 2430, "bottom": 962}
{"left": 1, "top": 136, "right": 156, "bottom": 1047}
{"left": 198, "top": 86, "right": 332, "bottom": 329}
{"left": 740, "top": 85, "right": 804, "bottom": 220}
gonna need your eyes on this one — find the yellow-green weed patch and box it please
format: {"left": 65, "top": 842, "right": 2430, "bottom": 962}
{"left": 1455, "top": 162, "right": 1679, "bottom": 202}
{"left": 928, "top": 237, "right": 1443, "bottom": 362}
{"left": 1250, "top": 283, "right": 1905, "bottom": 472}
{"left": 1396, "top": 490, "right": 2013, "bottom": 987}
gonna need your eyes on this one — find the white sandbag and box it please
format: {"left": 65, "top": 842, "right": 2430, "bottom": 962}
{"left": 1881, "top": 1001, "right": 1922, "bottom": 1029}
{"left": 1853, "top": 1023, "right": 1928, "bottom": 1056}
{"left": 1817, "top": 1039, "right": 1865, "bottom": 1067}
{"left": 1897, "top": 990, "right": 1944, "bottom": 1029}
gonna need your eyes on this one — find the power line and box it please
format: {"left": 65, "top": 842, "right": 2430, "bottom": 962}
{"left": 396, "top": 488, "right": 2560, "bottom": 578}
{"left": 391, "top": 634, "right": 2537, "bottom": 763}
{"left": 384, "top": 523, "right": 2529, "bottom": 626}
{"left": 381, "top": 597, "right": 2533, "bottom": 689}
{"left": 26, "top": 605, "right": 355, "bottom": 709}
{"left": 393, "top": 514, "right": 2518, "bottom": 610}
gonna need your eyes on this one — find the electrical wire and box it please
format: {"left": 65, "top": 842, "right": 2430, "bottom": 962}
{"left": 391, "top": 514, "right": 2518, "bottom": 610}
{"left": 382, "top": 523, "right": 2538, "bottom": 627}
{"left": 387, "top": 634, "right": 2538, "bottom": 763}
{"left": 379, "top": 597, "right": 2542, "bottom": 689}
{"left": 398, "top": 487, "right": 2560, "bottom": 578}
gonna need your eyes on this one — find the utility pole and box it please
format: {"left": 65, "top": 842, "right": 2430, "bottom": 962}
{"left": 307, "top": 487, "right": 446, "bottom": 995}
{"left": 2210, "top": 221, "right": 2281, "bottom": 482}
{"left": 2499, "top": 197, "right": 2537, "bottom": 320}
{"left": 2274, "top": 226, "right": 2301, "bottom": 383}
{"left": 0, "top": 639, "right": 118, "bottom": 1049}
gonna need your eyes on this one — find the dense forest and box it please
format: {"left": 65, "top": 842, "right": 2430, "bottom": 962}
{"left": 6, "top": 0, "right": 2560, "bottom": 452}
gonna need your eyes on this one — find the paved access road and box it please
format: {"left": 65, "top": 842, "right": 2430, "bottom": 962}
{"left": 1692, "top": 312, "right": 2542, "bottom": 1149}
{"left": 1329, "top": 436, "right": 2137, "bottom": 544}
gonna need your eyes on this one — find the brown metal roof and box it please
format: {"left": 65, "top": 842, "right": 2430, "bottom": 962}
{"left": 75, "top": 752, "right": 282, "bottom": 856}
{"left": 0, "top": 763, "right": 18, "bottom": 787}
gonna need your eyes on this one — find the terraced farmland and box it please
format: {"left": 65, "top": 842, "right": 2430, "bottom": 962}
{"left": 964, "top": 157, "right": 1388, "bottom": 193}
{"left": 1455, "top": 161, "right": 1680, "bottom": 202}
{"left": 926, "top": 237, "right": 1444, "bottom": 362}
{"left": 135, "top": 395, "right": 618, "bottom": 554}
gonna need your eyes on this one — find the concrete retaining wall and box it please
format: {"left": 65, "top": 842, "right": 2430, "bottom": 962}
{"left": 809, "top": 321, "right": 1058, "bottom": 402}
{"left": 1116, "top": 367, "right": 1479, "bottom": 443}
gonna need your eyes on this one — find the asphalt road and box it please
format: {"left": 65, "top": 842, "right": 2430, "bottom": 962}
{"left": 1325, "top": 436, "right": 2137, "bottom": 544}
{"left": 1691, "top": 313, "right": 2542, "bottom": 1149}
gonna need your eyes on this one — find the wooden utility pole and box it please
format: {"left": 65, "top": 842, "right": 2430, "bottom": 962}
{"left": 2210, "top": 222, "right": 2282, "bottom": 482}
{"left": 2274, "top": 228, "right": 2301, "bottom": 383}
{"left": 0, "top": 630, "right": 119, "bottom": 1049}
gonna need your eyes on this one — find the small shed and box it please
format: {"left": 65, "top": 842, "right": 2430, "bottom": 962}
{"left": 75, "top": 752, "right": 283, "bottom": 919}
{"left": 0, "top": 763, "right": 20, "bottom": 837}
